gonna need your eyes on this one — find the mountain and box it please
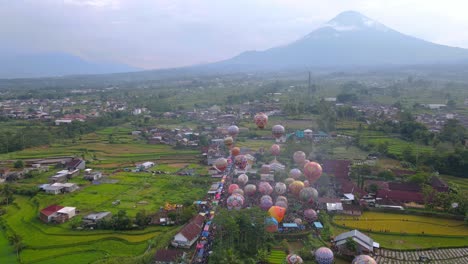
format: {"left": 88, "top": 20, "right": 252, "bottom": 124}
{"left": 216, "top": 11, "right": 468, "bottom": 69}
{"left": 0, "top": 52, "right": 139, "bottom": 79}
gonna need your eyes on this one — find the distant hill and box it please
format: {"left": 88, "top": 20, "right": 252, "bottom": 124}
{"left": 0, "top": 52, "right": 139, "bottom": 79}
{"left": 214, "top": 11, "right": 468, "bottom": 69}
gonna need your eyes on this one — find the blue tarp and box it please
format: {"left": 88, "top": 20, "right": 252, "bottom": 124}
{"left": 282, "top": 223, "right": 298, "bottom": 228}
{"left": 201, "top": 231, "right": 209, "bottom": 237}
{"left": 313, "top": 221, "right": 323, "bottom": 229}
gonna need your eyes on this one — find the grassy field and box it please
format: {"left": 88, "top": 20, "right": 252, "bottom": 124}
{"left": 0, "top": 230, "right": 17, "bottom": 264}
{"left": 0, "top": 125, "right": 211, "bottom": 263}
{"left": 334, "top": 212, "right": 468, "bottom": 236}
{"left": 440, "top": 174, "right": 468, "bottom": 191}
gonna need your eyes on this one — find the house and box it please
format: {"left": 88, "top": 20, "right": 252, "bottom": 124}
{"left": 84, "top": 171, "right": 102, "bottom": 181}
{"left": 137, "top": 161, "right": 155, "bottom": 171}
{"left": 430, "top": 176, "right": 449, "bottom": 192}
{"left": 83, "top": 211, "right": 112, "bottom": 227}
{"left": 66, "top": 158, "right": 86, "bottom": 171}
{"left": 154, "top": 249, "right": 186, "bottom": 264}
{"left": 40, "top": 205, "right": 64, "bottom": 223}
{"left": 42, "top": 184, "right": 64, "bottom": 195}
{"left": 342, "top": 204, "right": 362, "bottom": 216}
{"left": 326, "top": 202, "right": 343, "bottom": 212}
{"left": 40, "top": 183, "right": 78, "bottom": 194}
{"left": 333, "top": 229, "right": 378, "bottom": 254}
{"left": 171, "top": 214, "right": 205, "bottom": 248}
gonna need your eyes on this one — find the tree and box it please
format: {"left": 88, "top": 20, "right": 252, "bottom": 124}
{"left": 13, "top": 160, "right": 24, "bottom": 169}
{"left": 421, "top": 184, "right": 435, "bottom": 210}
{"left": 401, "top": 145, "right": 415, "bottom": 163}
{"left": 439, "top": 119, "right": 466, "bottom": 146}
{"left": 135, "top": 210, "right": 149, "bottom": 228}
{"left": 8, "top": 233, "right": 24, "bottom": 259}
{"left": 345, "top": 237, "right": 358, "bottom": 253}
{"left": 0, "top": 184, "right": 14, "bottom": 206}
{"left": 368, "top": 184, "right": 379, "bottom": 194}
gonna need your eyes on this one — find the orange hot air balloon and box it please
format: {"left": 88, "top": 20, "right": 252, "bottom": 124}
{"left": 268, "top": 205, "right": 286, "bottom": 222}
{"left": 231, "top": 147, "right": 240, "bottom": 157}
{"left": 289, "top": 180, "right": 305, "bottom": 196}
{"left": 254, "top": 112, "right": 268, "bottom": 129}
{"left": 303, "top": 161, "right": 322, "bottom": 184}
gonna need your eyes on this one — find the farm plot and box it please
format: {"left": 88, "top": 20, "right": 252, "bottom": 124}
{"left": 334, "top": 212, "right": 468, "bottom": 236}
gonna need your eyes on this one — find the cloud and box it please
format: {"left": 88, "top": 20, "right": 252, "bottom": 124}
{"left": 1, "top": 0, "right": 468, "bottom": 69}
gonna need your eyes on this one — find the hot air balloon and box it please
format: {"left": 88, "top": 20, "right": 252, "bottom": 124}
{"left": 254, "top": 112, "right": 268, "bottom": 129}
{"left": 293, "top": 151, "right": 306, "bottom": 165}
{"left": 237, "top": 174, "right": 248, "bottom": 185}
{"left": 284, "top": 178, "right": 295, "bottom": 185}
{"left": 314, "top": 247, "right": 334, "bottom": 264}
{"left": 270, "top": 144, "right": 281, "bottom": 156}
{"left": 289, "top": 181, "right": 305, "bottom": 196}
{"left": 260, "top": 196, "right": 273, "bottom": 211}
{"left": 224, "top": 136, "right": 234, "bottom": 148}
{"left": 265, "top": 217, "right": 278, "bottom": 233}
{"left": 304, "top": 209, "right": 317, "bottom": 221}
{"left": 268, "top": 205, "right": 286, "bottom": 222}
{"left": 289, "top": 168, "right": 302, "bottom": 179}
{"left": 299, "top": 187, "right": 319, "bottom": 203}
{"left": 260, "top": 164, "right": 271, "bottom": 174}
{"left": 214, "top": 158, "right": 228, "bottom": 172}
{"left": 294, "top": 218, "right": 302, "bottom": 225}
{"left": 303, "top": 161, "right": 322, "bottom": 184}
{"left": 228, "top": 184, "right": 240, "bottom": 194}
{"left": 303, "top": 180, "right": 310, "bottom": 187}
{"left": 258, "top": 181, "right": 273, "bottom": 195}
{"left": 228, "top": 125, "right": 239, "bottom": 137}
{"left": 227, "top": 194, "right": 244, "bottom": 210}
{"left": 272, "top": 125, "right": 285, "bottom": 139}
{"left": 276, "top": 196, "right": 288, "bottom": 203}
{"left": 231, "top": 147, "right": 240, "bottom": 157}
{"left": 235, "top": 155, "right": 248, "bottom": 170}
{"left": 244, "top": 184, "right": 257, "bottom": 196}
{"left": 286, "top": 254, "right": 303, "bottom": 264}
{"left": 233, "top": 188, "right": 244, "bottom": 196}
{"left": 275, "top": 200, "right": 288, "bottom": 209}
{"left": 351, "top": 255, "right": 377, "bottom": 264}
{"left": 274, "top": 182, "right": 287, "bottom": 194}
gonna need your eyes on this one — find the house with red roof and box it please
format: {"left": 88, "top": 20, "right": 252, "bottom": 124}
{"left": 39, "top": 205, "right": 76, "bottom": 223}
{"left": 171, "top": 214, "right": 205, "bottom": 248}
{"left": 154, "top": 249, "right": 186, "bottom": 264}
{"left": 39, "top": 205, "right": 64, "bottom": 223}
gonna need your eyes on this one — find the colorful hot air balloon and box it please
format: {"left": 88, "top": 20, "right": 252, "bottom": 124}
{"left": 289, "top": 168, "right": 302, "bottom": 179}
{"left": 304, "top": 209, "right": 317, "bottom": 221}
{"left": 314, "top": 247, "right": 334, "bottom": 264}
{"left": 254, "top": 112, "right": 268, "bottom": 129}
{"left": 286, "top": 254, "right": 303, "bottom": 264}
{"left": 270, "top": 144, "right": 281, "bottom": 156}
{"left": 276, "top": 196, "right": 288, "bottom": 203}
{"left": 274, "top": 182, "right": 287, "bottom": 194}
{"left": 237, "top": 174, "right": 248, "bottom": 185}
{"left": 293, "top": 151, "right": 306, "bottom": 165}
{"left": 228, "top": 184, "right": 240, "bottom": 194}
{"left": 258, "top": 181, "right": 273, "bottom": 195}
{"left": 299, "top": 187, "right": 319, "bottom": 203}
{"left": 231, "top": 147, "right": 240, "bottom": 157}
{"left": 268, "top": 205, "right": 286, "bottom": 222}
{"left": 351, "top": 255, "right": 377, "bottom": 264}
{"left": 284, "top": 177, "right": 295, "bottom": 185}
{"left": 289, "top": 181, "right": 305, "bottom": 196}
{"left": 228, "top": 125, "right": 239, "bottom": 137}
{"left": 294, "top": 218, "right": 302, "bottom": 225}
{"left": 235, "top": 155, "right": 248, "bottom": 170}
{"left": 303, "top": 161, "right": 322, "bottom": 184}
{"left": 233, "top": 188, "right": 244, "bottom": 196}
{"left": 260, "top": 195, "right": 273, "bottom": 211}
{"left": 224, "top": 136, "right": 234, "bottom": 148}
{"left": 214, "top": 158, "right": 228, "bottom": 172}
{"left": 272, "top": 125, "right": 285, "bottom": 139}
{"left": 227, "top": 194, "right": 244, "bottom": 210}
{"left": 244, "top": 184, "right": 257, "bottom": 196}
{"left": 265, "top": 217, "right": 278, "bottom": 233}
{"left": 275, "top": 200, "right": 288, "bottom": 209}
{"left": 303, "top": 180, "right": 310, "bottom": 187}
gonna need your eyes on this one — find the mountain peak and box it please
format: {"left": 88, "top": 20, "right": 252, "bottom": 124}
{"left": 323, "top": 10, "right": 389, "bottom": 32}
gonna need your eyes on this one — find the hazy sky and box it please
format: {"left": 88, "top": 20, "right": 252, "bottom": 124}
{"left": 1, "top": 0, "right": 468, "bottom": 69}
